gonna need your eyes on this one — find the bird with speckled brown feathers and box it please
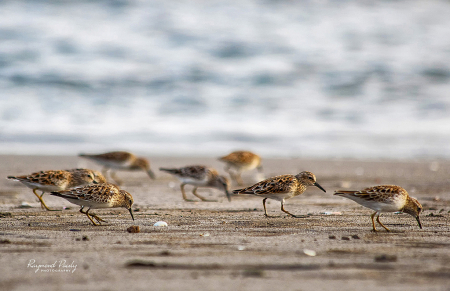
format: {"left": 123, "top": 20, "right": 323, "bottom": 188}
{"left": 334, "top": 185, "right": 423, "bottom": 231}
{"left": 50, "top": 183, "right": 134, "bottom": 226}
{"left": 79, "top": 151, "right": 156, "bottom": 185}
{"left": 159, "top": 165, "right": 231, "bottom": 202}
{"left": 7, "top": 169, "right": 106, "bottom": 211}
{"left": 218, "top": 151, "right": 263, "bottom": 186}
{"left": 233, "top": 171, "right": 326, "bottom": 217}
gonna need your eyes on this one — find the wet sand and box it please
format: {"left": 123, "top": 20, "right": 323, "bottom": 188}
{"left": 0, "top": 155, "right": 449, "bottom": 291}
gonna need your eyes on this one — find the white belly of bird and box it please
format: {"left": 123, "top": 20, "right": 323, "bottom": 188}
{"left": 350, "top": 197, "right": 405, "bottom": 212}
{"left": 64, "top": 198, "right": 113, "bottom": 209}
{"left": 23, "top": 182, "right": 67, "bottom": 192}
{"left": 178, "top": 176, "right": 208, "bottom": 186}
{"left": 102, "top": 160, "right": 133, "bottom": 170}
{"left": 235, "top": 159, "right": 259, "bottom": 171}
{"left": 258, "top": 192, "right": 295, "bottom": 202}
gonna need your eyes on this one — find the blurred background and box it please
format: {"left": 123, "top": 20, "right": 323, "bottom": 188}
{"left": 0, "top": 0, "right": 449, "bottom": 159}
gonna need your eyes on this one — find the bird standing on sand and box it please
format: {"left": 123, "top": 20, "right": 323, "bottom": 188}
{"left": 218, "top": 151, "right": 263, "bottom": 186}
{"left": 334, "top": 185, "right": 423, "bottom": 231}
{"left": 233, "top": 171, "right": 326, "bottom": 217}
{"left": 50, "top": 183, "right": 134, "bottom": 226}
{"left": 79, "top": 151, "right": 156, "bottom": 185}
{"left": 159, "top": 165, "right": 231, "bottom": 202}
{"left": 7, "top": 169, "right": 106, "bottom": 211}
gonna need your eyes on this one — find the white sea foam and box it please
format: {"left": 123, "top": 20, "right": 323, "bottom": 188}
{"left": 1, "top": 1, "right": 450, "bottom": 159}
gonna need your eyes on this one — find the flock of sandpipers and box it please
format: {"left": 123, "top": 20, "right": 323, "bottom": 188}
{"left": 7, "top": 151, "right": 423, "bottom": 231}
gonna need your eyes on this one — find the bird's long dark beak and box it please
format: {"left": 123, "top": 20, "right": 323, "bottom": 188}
{"left": 225, "top": 190, "right": 232, "bottom": 202}
{"left": 129, "top": 208, "right": 135, "bottom": 221}
{"left": 314, "top": 182, "right": 326, "bottom": 193}
{"left": 416, "top": 216, "right": 422, "bottom": 229}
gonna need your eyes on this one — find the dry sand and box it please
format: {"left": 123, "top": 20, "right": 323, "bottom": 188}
{"left": 0, "top": 155, "right": 449, "bottom": 291}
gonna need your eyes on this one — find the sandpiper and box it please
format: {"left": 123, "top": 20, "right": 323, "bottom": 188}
{"left": 159, "top": 165, "right": 231, "bottom": 202}
{"left": 79, "top": 151, "right": 156, "bottom": 185}
{"left": 233, "top": 171, "right": 326, "bottom": 217}
{"left": 334, "top": 185, "right": 423, "bottom": 231}
{"left": 50, "top": 183, "right": 134, "bottom": 226}
{"left": 218, "top": 151, "right": 263, "bottom": 186}
{"left": 7, "top": 169, "right": 105, "bottom": 211}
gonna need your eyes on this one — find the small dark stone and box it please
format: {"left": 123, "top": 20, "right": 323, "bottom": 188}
{"left": 341, "top": 236, "right": 350, "bottom": 241}
{"left": 351, "top": 235, "right": 360, "bottom": 239}
{"left": 159, "top": 250, "right": 170, "bottom": 256}
{"left": 82, "top": 235, "right": 89, "bottom": 241}
{"left": 70, "top": 229, "right": 82, "bottom": 232}
{"left": 75, "top": 238, "right": 81, "bottom": 241}
{"left": 127, "top": 225, "right": 140, "bottom": 233}
{"left": 328, "top": 235, "right": 336, "bottom": 239}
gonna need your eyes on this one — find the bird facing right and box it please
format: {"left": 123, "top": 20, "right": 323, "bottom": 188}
{"left": 218, "top": 151, "right": 263, "bottom": 186}
{"left": 334, "top": 185, "right": 423, "bottom": 231}
{"left": 50, "top": 183, "right": 134, "bottom": 226}
{"left": 7, "top": 168, "right": 105, "bottom": 211}
{"left": 233, "top": 171, "right": 326, "bottom": 218}
{"left": 79, "top": 151, "right": 156, "bottom": 185}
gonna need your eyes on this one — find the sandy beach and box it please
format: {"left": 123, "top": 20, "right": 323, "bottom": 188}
{"left": 0, "top": 155, "right": 449, "bottom": 291}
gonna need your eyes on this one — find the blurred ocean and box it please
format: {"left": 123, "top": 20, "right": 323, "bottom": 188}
{"left": 1, "top": 0, "right": 450, "bottom": 159}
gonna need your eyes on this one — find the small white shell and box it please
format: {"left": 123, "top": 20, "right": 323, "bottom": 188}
{"left": 20, "top": 202, "right": 32, "bottom": 208}
{"left": 303, "top": 249, "right": 316, "bottom": 257}
{"left": 153, "top": 221, "right": 168, "bottom": 227}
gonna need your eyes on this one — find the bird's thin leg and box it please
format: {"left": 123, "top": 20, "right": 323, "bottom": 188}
{"left": 224, "top": 166, "right": 239, "bottom": 186}
{"left": 80, "top": 207, "right": 105, "bottom": 224}
{"left": 181, "top": 184, "right": 195, "bottom": 202}
{"left": 32, "top": 189, "right": 58, "bottom": 211}
{"left": 376, "top": 213, "right": 390, "bottom": 232}
{"left": 281, "top": 200, "right": 308, "bottom": 218}
{"left": 371, "top": 212, "right": 378, "bottom": 232}
{"left": 263, "top": 198, "right": 276, "bottom": 218}
{"left": 235, "top": 171, "right": 244, "bottom": 186}
{"left": 84, "top": 208, "right": 98, "bottom": 226}
{"left": 110, "top": 171, "right": 123, "bottom": 186}
{"left": 192, "top": 187, "right": 217, "bottom": 202}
